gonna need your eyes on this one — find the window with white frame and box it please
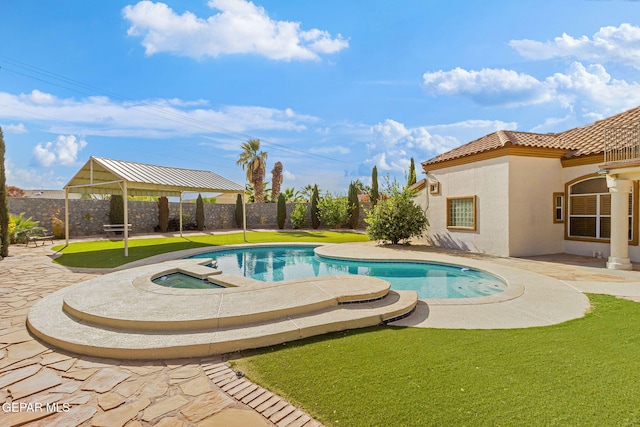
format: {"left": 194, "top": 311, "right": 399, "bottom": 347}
{"left": 447, "top": 196, "right": 476, "bottom": 230}
{"left": 568, "top": 177, "right": 632, "bottom": 240}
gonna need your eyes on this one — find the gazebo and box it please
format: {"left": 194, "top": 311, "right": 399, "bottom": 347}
{"left": 64, "top": 156, "right": 246, "bottom": 256}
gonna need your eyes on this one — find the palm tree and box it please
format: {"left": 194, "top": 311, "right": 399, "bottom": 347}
{"left": 271, "top": 161, "right": 283, "bottom": 202}
{"left": 236, "top": 139, "right": 268, "bottom": 203}
{"left": 300, "top": 184, "right": 321, "bottom": 202}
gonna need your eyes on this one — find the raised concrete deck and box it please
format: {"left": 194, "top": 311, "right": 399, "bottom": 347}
{"left": 27, "top": 256, "right": 417, "bottom": 360}
{"left": 316, "top": 243, "right": 591, "bottom": 329}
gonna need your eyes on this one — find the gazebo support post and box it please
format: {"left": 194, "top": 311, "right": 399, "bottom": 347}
{"left": 123, "top": 181, "right": 129, "bottom": 257}
{"left": 179, "top": 192, "right": 183, "bottom": 238}
{"left": 64, "top": 188, "right": 69, "bottom": 246}
{"left": 242, "top": 191, "right": 247, "bottom": 242}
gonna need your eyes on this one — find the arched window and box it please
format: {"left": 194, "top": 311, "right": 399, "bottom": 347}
{"left": 567, "top": 176, "right": 633, "bottom": 240}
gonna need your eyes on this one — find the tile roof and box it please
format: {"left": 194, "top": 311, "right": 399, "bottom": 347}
{"left": 423, "top": 105, "right": 640, "bottom": 166}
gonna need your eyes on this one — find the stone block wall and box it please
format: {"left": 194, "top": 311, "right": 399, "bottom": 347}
{"left": 8, "top": 198, "right": 369, "bottom": 237}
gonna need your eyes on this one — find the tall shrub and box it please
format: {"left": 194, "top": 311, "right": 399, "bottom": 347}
{"left": 371, "top": 166, "right": 379, "bottom": 207}
{"left": 158, "top": 196, "right": 169, "bottom": 232}
{"left": 196, "top": 194, "right": 205, "bottom": 231}
{"left": 318, "top": 193, "right": 350, "bottom": 229}
{"left": 290, "top": 203, "right": 306, "bottom": 229}
{"left": 234, "top": 194, "right": 243, "bottom": 228}
{"left": 310, "top": 184, "right": 320, "bottom": 229}
{"left": 348, "top": 181, "right": 359, "bottom": 229}
{"left": 109, "top": 195, "right": 124, "bottom": 225}
{"left": 365, "top": 186, "right": 427, "bottom": 245}
{"left": 276, "top": 193, "right": 286, "bottom": 229}
{"left": 0, "top": 127, "right": 8, "bottom": 257}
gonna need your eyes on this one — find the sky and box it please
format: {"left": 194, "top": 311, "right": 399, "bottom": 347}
{"left": 3, "top": 0, "right": 640, "bottom": 194}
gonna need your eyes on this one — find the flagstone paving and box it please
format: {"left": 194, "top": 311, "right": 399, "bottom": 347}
{"left": 4, "top": 239, "right": 640, "bottom": 426}
{"left": 0, "top": 244, "right": 322, "bottom": 427}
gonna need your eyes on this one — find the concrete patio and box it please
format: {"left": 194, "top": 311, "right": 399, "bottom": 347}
{"left": 3, "top": 239, "right": 640, "bottom": 426}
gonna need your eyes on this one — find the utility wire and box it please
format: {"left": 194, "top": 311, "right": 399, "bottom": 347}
{"left": 0, "top": 55, "right": 348, "bottom": 164}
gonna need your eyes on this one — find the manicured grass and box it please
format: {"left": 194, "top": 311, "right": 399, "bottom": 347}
{"left": 51, "top": 231, "right": 369, "bottom": 268}
{"left": 232, "top": 294, "right": 640, "bottom": 426}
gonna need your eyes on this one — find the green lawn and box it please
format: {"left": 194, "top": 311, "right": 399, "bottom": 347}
{"left": 52, "top": 231, "right": 369, "bottom": 268}
{"left": 232, "top": 294, "right": 640, "bottom": 426}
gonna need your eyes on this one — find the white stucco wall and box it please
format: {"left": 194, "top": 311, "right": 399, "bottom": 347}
{"left": 425, "top": 156, "right": 640, "bottom": 261}
{"left": 508, "top": 156, "right": 565, "bottom": 257}
{"left": 425, "top": 157, "right": 510, "bottom": 256}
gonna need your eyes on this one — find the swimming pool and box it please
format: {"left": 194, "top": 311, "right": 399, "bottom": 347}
{"left": 188, "top": 246, "right": 506, "bottom": 299}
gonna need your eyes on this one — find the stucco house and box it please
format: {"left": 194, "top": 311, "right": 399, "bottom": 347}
{"left": 420, "top": 105, "right": 640, "bottom": 270}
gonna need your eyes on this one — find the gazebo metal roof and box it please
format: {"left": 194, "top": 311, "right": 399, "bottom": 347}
{"left": 63, "top": 156, "right": 246, "bottom": 256}
{"left": 65, "top": 156, "right": 244, "bottom": 196}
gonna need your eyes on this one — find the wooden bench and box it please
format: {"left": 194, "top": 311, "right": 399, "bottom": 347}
{"left": 25, "top": 228, "right": 54, "bottom": 247}
{"left": 103, "top": 224, "right": 132, "bottom": 236}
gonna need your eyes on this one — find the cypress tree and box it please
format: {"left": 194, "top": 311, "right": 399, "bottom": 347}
{"left": 234, "top": 194, "right": 243, "bottom": 228}
{"left": 348, "top": 181, "right": 359, "bottom": 229}
{"left": 196, "top": 193, "right": 205, "bottom": 231}
{"left": 407, "top": 157, "right": 417, "bottom": 187}
{"left": 371, "top": 166, "right": 379, "bottom": 207}
{"left": 157, "top": 196, "right": 169, "bottom": 232}
{"left": 0, "top": 127, "right": 8, "bottom": 258}
{"left": 109, "top": 195, "right": 125, "bottom": 225}
{"left": 276, "top": 193, "right": 286, "bottom": 229}
{"left": 310, "top": 184, "right": 320, "bottom": 229}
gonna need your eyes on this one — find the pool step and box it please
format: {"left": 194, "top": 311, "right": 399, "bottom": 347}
{"left": 61, "top": 269, "right": 392, "bottom": 332}
{"left": 27, "top": 258, "right": 417, "bottom": 359}
{"left": 27, "top": 288, "right": 417, "bottom": 360}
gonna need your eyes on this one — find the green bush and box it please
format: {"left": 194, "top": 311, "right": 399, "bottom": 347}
{"left": 196, "top": 194, "right": 205, "bottom": 231}
{"left": 310, "top": 184, "right": 320, "bottom": 229}
{"left": 234, "top": 194, "right": 243, "bottom": 228}
{"left": 365, "top": 186, "right": 427, "bottom": 244}
{"left": 276, "top": 193, "right": 286, "bottom": 229}
{"left": 290, "top": 203, "right": 307, "bottom": 229}
{"left": 157, "top": 196, "right": 169, "bottom": 232}
{"left": 318, "top": 193, "right": 350, "bottom": 229}
{"left": 8, "top": 213, "right": 40, "bottom": 244}
{"left": 348, "top": 182, "right": 359, "bottom": 229}
{"left": 109, "top": 195, "right": 124, "bottom": 225}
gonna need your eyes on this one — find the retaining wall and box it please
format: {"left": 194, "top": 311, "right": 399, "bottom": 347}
{"left": 8, "top": 198, "right": 368, "bottom": 237}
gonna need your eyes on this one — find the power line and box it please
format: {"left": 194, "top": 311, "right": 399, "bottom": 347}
{"left": 0, "top": 55, "right": 349, "bottom": 164}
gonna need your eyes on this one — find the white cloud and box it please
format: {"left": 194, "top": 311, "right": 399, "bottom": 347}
{"left": 33, "top": 135, "right": 87, "bottom": 167}
{"left": 509, "top": 23, "right": 640, "bottom": 69}
{"left": 123, "top": 0, "right": 348, "bottom": 61}
{"left": 0, "top": 90, "right": 317, "bottom": 139}
{"left": 546, "top": 62, "right": 640, "bottom": 117}
{"left": 5, "top": 159, "right": 67, "bottom": 189}
{"left": 365, "top": 119, "right": 462, "bottom": 173}
{"left": 427, "top": 119, "right": 517, "bottom": 132}
{"left": 282, "top": 170, "right": 295, "bottom": 181}
{"left": 422, "top": 62, "right": 640, "bottom": 120}
{"left": 1, "top": 123, "right": 27, "bottom": 134}
{"left": 529, "top": 115, "right": 574, "bottom": 134}
{"left": 422, "top": 67, "right": 552, "bottom": 106}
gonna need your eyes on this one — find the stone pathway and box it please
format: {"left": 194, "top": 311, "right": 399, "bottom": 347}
{"left": 0, "top": 244, "right": 322, "bottom": 427}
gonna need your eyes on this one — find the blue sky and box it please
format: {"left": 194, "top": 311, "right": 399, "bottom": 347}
{"left": 2, "top": 1, "right": 640, "bottom": 194}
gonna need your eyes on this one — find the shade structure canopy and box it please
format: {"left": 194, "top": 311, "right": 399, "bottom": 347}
{"left": 63, "top": 156, "right": 246, "bottom": 256}
{"left": 65, "top": 156, "right": 244, "bottom": 197}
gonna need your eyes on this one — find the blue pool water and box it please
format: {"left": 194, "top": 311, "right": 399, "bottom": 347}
{"left": 189, "top": 246, "right": 506, "bottom": 299}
